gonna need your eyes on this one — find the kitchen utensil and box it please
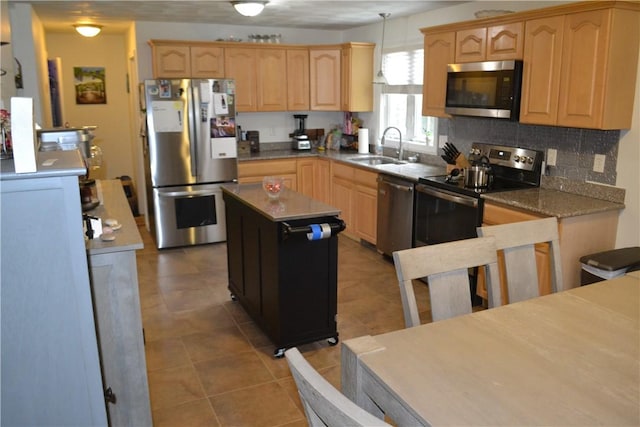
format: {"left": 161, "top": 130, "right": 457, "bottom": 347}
{"left": 464, "top": 155, "right": 493, "bottom": 188}
{"left": 441, "top": 154, "right": 455, "bottom": 165}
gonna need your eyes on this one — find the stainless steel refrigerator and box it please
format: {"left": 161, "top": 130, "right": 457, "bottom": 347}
{"left": 143, "top": 78, "right": 238, "bottom": 249}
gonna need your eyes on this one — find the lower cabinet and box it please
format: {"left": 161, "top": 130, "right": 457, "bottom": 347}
{"left": 330, "top": 162, "right": 378, "bottom": 244}
{"left": 477, "top": 203, "right": 552, "bottom": 304}
{"left": 238, "top": 158, "right": 297, "bottom": 190}
{"left": 477, "top": 201, "right": 619, "bottom": 302}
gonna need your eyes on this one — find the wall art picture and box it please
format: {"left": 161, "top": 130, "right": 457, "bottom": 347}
{"left": 74, "top": 67, "right": 107, "bottom": 104}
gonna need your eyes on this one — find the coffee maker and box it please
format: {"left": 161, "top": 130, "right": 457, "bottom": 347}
{"left": 292, "top": 114, "right": 310, "bottom": 150}
{"left": 37, "top": 126, "right": 102, "bottom": 211}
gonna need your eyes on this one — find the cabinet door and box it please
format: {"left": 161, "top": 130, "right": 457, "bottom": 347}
{"left": 422, "top": 32, "right": 455, "bottom": 117}
{"left": 314, "top": 159, "right": 331, "bottom": 204}
{"left": 225, "top": 48, "right": 257, "bottom": 111}
{"left": 153, "top": 45, "right": 191, "bottom": 78}
{"left": 557, "top": 9, "right": 610, "bottom": 129}
{"left": 257, "top": 48, "right": 288, "bottom": 111}
{"left": 487, "top": 22, "right": 524, "bottom": 60}
{"left": 455, "top": 27, "right": 487, "bottom": 62}
{"left": 310, "top": 49, "right": 341, "bottom": 111}
{"left": 287, "top": 49, "right": 310, "bottom": 111}
{"left": 520, "top": 15, "right": 565, "bottom": 125}
{"left": 296, "top": 158, "right": 315, "bottom": 198}
{"left": 354, "top": 185, "right": 377, "bottom": 244}
{"left": 331, "top": 176, "right": 354, "bottom": 233}
{"left": 341, "top": 44, "right": 374, "bottom": 112}
{"left": 190, "top": 46, "right": 224, "bottom": 78}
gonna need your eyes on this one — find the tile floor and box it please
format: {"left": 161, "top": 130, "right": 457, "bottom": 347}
{"left": 136, "top": 225, "right": 434, "bottom": 426}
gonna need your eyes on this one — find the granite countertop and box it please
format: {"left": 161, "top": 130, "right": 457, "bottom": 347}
{"left": 85, "top": 179, "right": 144, "bottom": 255}
{"left": 238, "top": 148, "right": 447, "bottom": 182}
{"left": 238, "top": 147, "right": 626, "bottom": 219}
{"left": 482, "top": 187, "right": 625, "bottom": 218}
{"left": 221, "top": 182, "right": 340, "bottom": 222}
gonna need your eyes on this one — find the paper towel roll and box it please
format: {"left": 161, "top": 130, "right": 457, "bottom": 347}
{"left": 358, "top": 128, "right": 369, "bottom": 154}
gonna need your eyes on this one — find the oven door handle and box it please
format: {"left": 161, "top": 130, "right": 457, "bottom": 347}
{"left": 416, "top": 184, "right": 479, "bottom": 208}
{"left": 157, "top": 189, "right": 219, "bottom": 198}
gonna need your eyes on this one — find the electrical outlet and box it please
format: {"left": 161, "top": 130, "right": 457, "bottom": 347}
{"left": 438, "top": 135, "right": 448, "bottom": 147}
{"left": 547, "top": 148, "right": 557, "bottom": 166}
{"left": 593, "top": 154, "right": 606, "bottom": 173}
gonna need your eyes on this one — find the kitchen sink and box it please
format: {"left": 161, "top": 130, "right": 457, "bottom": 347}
{"left": 348, "top": 155, "right": 406, "bottom": 166}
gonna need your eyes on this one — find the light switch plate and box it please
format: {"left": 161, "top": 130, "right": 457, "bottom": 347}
{"left": 438, "top": 135, "right": 448, "bottom": 147}
{"left": 547, "top": 148, "right": 557, "bottom": 166}
{"left": 593, "top": 154, "right": 606, "bottom": 173}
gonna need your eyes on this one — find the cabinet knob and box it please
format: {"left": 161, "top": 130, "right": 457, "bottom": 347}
{"left": 104, "top": 387, "right": 117, "bottom": 405}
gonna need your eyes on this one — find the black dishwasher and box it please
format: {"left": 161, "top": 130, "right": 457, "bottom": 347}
{"left": 376, "top": 174, "right": 415, "bottom": 256}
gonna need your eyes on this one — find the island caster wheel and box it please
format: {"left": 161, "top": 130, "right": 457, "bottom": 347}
{"left": 327, "top": 336, "right": 339, "bottom": 346}
{"left": 274, "top": 347, "right": 286, "bottom": 358}
{"left": 230, "top": 293, "right": 237, "bottom": 301}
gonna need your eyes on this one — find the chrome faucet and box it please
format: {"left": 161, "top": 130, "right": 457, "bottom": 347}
{"left": 381, "top": 126, "right": 403, "bottom": 160}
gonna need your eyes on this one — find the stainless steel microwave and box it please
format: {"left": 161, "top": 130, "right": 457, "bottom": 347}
{"left": 445, "top": 60, "right": 523, "bottom": 120}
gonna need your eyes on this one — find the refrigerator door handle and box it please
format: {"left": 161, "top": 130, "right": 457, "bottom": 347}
{"left": 187, "top": 82, "right": 199, "bottom": 177}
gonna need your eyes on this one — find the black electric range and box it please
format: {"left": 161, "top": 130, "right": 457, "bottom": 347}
{"left": 419, "top": 143, "right": 544, "bottom": 198}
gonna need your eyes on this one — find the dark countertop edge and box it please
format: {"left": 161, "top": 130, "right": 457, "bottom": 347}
{"left": 482, "top": 188, "right": 625, "bottom": 219}
{"left": 221, "top": 183, "right": 340, "bottom": 222}
{"left": 86, "top": 179, "right": 144, "bottom": 255}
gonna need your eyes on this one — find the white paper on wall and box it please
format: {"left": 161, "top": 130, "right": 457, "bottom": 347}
{"left": 211, "top": 136, "right": 237, "bottom": 159}
{"left": 151, "top": 100, "right": 184, "bottom": 132}
{"left": 11, "top": 97, "right": 37, "bottom": 173}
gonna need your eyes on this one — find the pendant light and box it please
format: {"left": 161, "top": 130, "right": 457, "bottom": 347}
{"left": 232, "top": 1, "right": 268, "bottom": 17}
{"left": 74, "top": 24, "right": 102, "bottom": 37}
{"left": 373, "top": 13, "right": 390, "bottom": 85}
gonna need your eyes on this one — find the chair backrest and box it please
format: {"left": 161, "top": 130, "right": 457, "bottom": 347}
{"left": 284, "top": 347, "right": 391, "bottom": 427}
{"left": 477, "top": 216, "right": 563, "bottom": 304}
{"left": 392, "top": 236, "right": 499, "bottom": 327}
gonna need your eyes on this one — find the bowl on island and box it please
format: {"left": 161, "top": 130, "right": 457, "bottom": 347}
{"left": 262, "top": 176, "right": 284, "bottom": 200}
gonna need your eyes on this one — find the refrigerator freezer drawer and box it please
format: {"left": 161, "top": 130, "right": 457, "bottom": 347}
{"left": 151, "top": 183, "right": 227, "bottom": 249}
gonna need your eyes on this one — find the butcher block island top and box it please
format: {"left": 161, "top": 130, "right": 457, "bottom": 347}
{"left": 221, "top": 182, "right": 340, "bottom": 222}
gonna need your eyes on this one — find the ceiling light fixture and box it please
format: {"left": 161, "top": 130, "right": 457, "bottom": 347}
{"left": 74, "top": 24, "right": 102, "bottom": 37}
{"left": 232, "top": 1, "right": 268, "bottom": 17}
{"left": 373, "top": 13, "right": 390, "bottom": 85}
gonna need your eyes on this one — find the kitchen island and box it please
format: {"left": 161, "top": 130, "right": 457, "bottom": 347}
{"left": 222, "top": 183, "right": 343, "bottom": 357}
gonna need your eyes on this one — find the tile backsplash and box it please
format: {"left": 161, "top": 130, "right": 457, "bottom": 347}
{"left": 442, "top": 116, "right": 620, "bottom": 185}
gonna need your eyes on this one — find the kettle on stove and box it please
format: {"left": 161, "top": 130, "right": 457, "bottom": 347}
{"left": 464, "top": 155, "right": 493, "bottom": 189}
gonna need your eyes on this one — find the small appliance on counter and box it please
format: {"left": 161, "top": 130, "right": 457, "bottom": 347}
{"left": 37, "top": 126, "right": 102, "bottom": 211}
{"left": 292, "top": 114, "right": 310, "bottom": 150}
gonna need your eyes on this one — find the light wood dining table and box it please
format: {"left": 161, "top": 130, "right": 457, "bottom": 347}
{"left": 341, "top": 274, "right": 640, "bottom": 426}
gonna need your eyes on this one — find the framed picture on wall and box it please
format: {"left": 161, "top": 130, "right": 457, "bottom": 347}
{"left": 74, "top": 67, "right": 107, "bottom": 104}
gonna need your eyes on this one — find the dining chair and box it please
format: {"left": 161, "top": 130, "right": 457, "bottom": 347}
{"left": 392, "top": 236, "right": 499, "bottom": 327}
{"left": 477, "top": 216, "right": 563, "bottom": 304}
{"left": 284, "top": 347, "right": 391, "bottom": 427}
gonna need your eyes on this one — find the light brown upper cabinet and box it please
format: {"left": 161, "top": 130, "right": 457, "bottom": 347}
{"left": 521, "top": 6, "right": 640, "bottom": 129}
{"left": 150, "top": 41, "right": 224, "bottom": 78}
{"left": 422, "top": 31, "right": 455, "bottom": 117}
{"left": 256, "top": 48, "right": 288, "bottom": 111}
{"left": 309, "top": 48, "right": 341, "bottom": 111}
{"left": 224, "top": 47, "right": 257, "bottom": 111}
{"left": 341, "top": 43, "right": 375, "bottom": 112}
{"left": 455, "top": 23, "right": 523, "bottom": 63}
{"left": 286, "top": 49, "right": 310, "bottom": 111}
{"left": 224, "top": 47, "right": 288, "bottom": 112}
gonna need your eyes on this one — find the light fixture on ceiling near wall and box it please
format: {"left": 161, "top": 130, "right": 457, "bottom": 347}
{"left": 231, "top": 1, "right": 268, "bottom": 17}
{"left": 74, "top": 24, "right": 102, "bottom": 37}
{"left": 373, "top": 13, "right": 390, "bottom": 85}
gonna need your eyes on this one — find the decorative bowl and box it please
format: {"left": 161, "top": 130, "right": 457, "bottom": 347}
{"left": 262, "top": 176, "right": 284, "bottom": 199}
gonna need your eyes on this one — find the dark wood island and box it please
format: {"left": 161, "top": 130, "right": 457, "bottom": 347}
{"left": 222, "top": 183, "right": 344, "bottom": 357}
